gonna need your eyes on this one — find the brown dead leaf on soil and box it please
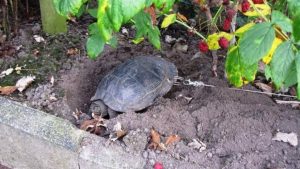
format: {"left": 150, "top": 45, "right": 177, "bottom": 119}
{"left": 148, "top": 128, "right": 161, "bottom": 149}
{"left": 148, "top": 128, "right": 180, "bottom": 151}
{"left": 109, "top": 122, "right": 127, "bottom": 141}
{"left": 254, "top": 82, "right": 273, "bottom": 94}
{"left": 80, "top": 117, "right": 106, "bottom": 136}
{"left": 0, "top": 86, "right": 17, "bottom": 95}
{"left": 165, "top": 134, "right": 181, "bottom": 146}
{"left": 66, "top": 48, "right": 79, "bottom": 56}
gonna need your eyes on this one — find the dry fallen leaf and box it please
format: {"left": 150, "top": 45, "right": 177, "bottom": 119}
{"left": 33, "top": 35, "right": 45, "bottom": 42}
{"left": 80, "top": 117, "right": 106, "bottom": 136}
{"left": 66, "top": 48, "right": 79, "bottom": 56}
{"left": 50, "top": 76, "right": 55, "bottom": 86}
{"left": 0, "top": 68, "right": 14, "bottom": 78}
{"left": 0, "top": 86, "right": 17, "bottom": 95}
{"left": 177, "top": 12, "right": 188, "bottom": 22}
{"left": 110, "top": 122, "right": 127, "bottom": 141}
{"left": 165, "top": 134, "right": 181, "bottom": 146}
{"left": 255, "top": 82, "right": 272, "bottom": 94}
{"left": 188, "top": 139, "right": 207, "bottom": 152}
{"left": 15, "top": 76, "right": 36, "bottom": 92}
{"left": 272, "top": 132, "right": 298, "bottom": 147}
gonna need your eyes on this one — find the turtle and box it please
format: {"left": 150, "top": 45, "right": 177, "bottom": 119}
{"left": 89, "top": 56, "right": 178, "bottom": 118}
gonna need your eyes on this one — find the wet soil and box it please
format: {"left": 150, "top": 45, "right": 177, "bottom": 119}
{"left": 1, "top": 19, "right": 300, "bottom": 169}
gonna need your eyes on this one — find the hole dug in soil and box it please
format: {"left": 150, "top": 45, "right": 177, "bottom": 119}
{"left": 59, "top": 42, "right": 300, "bottom": 169}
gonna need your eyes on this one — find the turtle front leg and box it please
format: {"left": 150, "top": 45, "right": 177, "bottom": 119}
{"left": 107, "top": 107, "right": 118, "bottom": 118}
{"left": 89, "top": 100, "right": 108, "bottom": 117}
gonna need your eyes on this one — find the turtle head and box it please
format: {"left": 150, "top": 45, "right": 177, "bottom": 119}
{"left": 89, "top": 100, "right": 108, "bottom": 117}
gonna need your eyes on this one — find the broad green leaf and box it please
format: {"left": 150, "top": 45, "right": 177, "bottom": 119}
{"left": 265, "top": 64, "right": 271, "bottom": 80}
{"left": 134, "top": 11, "right": 161, "bottom": 49}
{"left": 107, "top": 36, "right": 118, "bottom": 48}
{"left": 226, "top": 46, "right": 258, "bottom": 87}
{"left": 54, "top": 0, "right": 86, "bottom": 17}
{"left": 103, "top": 0, "right": 147, "bottom": 32}
{"left": 270, "top": 41, "right": 295, "bottom": 89}
{"left": 161, "top": 14, "right": 176, "bottom": 28}
{"left": 262, "top": 37, "right": 283, "bottom": 64}
{"left": 88, "top": 8, "right": 97, "bottom": 18}
{"left": 284, "top": 61, "right": 297, "bottom": 87}
{"left": 152, "top": 0, "right": 175, "bottom": 13}
{"left": 86, "top": 34, "right": 105, "bottom": 59}
{"left": 271, "top": 10, "right": 293, "bottom": 33}
{"left": 75, "top": 4, "right": 86, "bottom": 17}
{"left": 241, "top": 63, "right": 258, "bottom": 82}
{"left": 148, "top": 26, "right": 161, "bottom": 49}
{"left": 87, "top": 23, "right": 105, "bottom": 59}
{"left": 293, "top": 12, "right": 300, "bottom": 42}
{"left": 296, "top": 52, "right": 300, "bottom": 99}
{"left": 239, "top": 22, "right": 275, "bottom": 66}
{"left": 235, "top": 22, "right": 255, "bottom": 37}
{"left": 287, "top": 0, "right": 300, "bottom": 17}
{"left": 97, "top": 0, "right": 113, "bottom": 41}
{"left": 225, "top": 46, "right": 243, "bottom": 87}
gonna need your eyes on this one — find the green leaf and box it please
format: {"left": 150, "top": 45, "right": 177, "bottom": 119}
{"left": 296, "top": 52, "right": 300, "bottom": 99}
{"left": 271, "top": 10, "right": 292, "bottom": 33}
{"left": 293, "top": 12, "right": 300, "bottom": 42}
{"left": 284, "top": 61, "right": 297, "bottom": 87}
{"left": 225, "top": 46, "right": 258, "bottom": 87}
{"left": 148, "top": 26, "right": 161, "bottom": 49}
{"left": 88, "top": 8, "right": 97, "bottom": 18}
{"left": 287, "top": 0, "right": 300, "bottom": 17}
{"left": 86, "top": 34, "right": 105, "bottom": 59}
{"left": 265, "top": 64, "right": 271, "bottom": 80}
{"left": 134, "top": 11, "right": 161, "bottom": 49}
{"left": 270, "top": 41, "right": 295, "bottom": 89}
{"left": 97, "top": 0, "right": 113, "bottom": 41}
{"left": 107, "top": 36, "right": 118, "bottom": 48}
{"left": 161, "top": 14, "right": 176, "bottom": 28}
{"left": 54, "top": 0, "right": 86, "bottom": 17}
{"left": 152, "top": 0, "right": 175, "bottom": 12}
{"left": 225, "top": 47, "right": 243, "bottom": 87}
{"left": 87, "top": 23, "right": 105, "bottom": 59}
{"left": 239, "top": 22, "right": 275, "bottom": 66}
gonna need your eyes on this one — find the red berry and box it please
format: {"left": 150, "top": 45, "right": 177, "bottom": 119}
{"left": 226, "top": 9, "right": 236, "bottom": 19}
{"left": 253, "top": 0, "right": 264, "bottom": 4}
{"left": 153, "top": 162, "right": 164, "bottom": 169}
{"left": 241, "top": 0, "right": 250, "bottom": 12}
{"left": 218, "top": 37, "right": 229, "bottom": 49}
{"left": 198, "top": 40, "right": 209, "bottom": 53}
{"left": 223, "top": 0, "right": 230, "bottom": 5}
{"left": 222, "top": 17, "right": 231, "bottom": 31}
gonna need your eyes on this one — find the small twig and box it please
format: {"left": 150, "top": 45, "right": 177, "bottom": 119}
{"left": 183, "top": 79, "right": 297, "bottom": 99}
{"left": 275, "top": 100, "right": 300, "bottom": 105}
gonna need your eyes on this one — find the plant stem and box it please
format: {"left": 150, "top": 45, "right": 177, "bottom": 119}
{"left": 249, "top": 0, "right": 289, "bottom": 41}
{"left": 174, "top": 18, "right": 207, "bottom": 40}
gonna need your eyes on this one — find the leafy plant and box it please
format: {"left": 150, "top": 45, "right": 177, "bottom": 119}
{"left": 54, "top": 0, "right": 176, "bottom": 59}
{"left": 54, "top": 0, "right": 300, "bottom": 99}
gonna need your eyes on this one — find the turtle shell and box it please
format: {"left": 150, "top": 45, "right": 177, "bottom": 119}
{"left": 91, "top": 56, "right": 178, "bottom": 112}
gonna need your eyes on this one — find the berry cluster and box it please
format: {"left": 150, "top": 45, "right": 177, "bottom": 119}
{"left": 223, "top": 8, "right": 236, "bottom": 31}
{"left": 198, "top": 37, "right": 229, "bottom": 53}
{"left": 241, "top": 0, "right": 250, "bottom": 13}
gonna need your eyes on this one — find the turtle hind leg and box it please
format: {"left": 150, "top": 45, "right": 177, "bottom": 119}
{"left": 89, "top": 100, "right": 108, "bottom": 117}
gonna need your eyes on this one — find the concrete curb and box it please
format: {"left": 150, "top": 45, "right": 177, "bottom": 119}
{"left": 0, "top": 97, "right": 146, "bottom": 169}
